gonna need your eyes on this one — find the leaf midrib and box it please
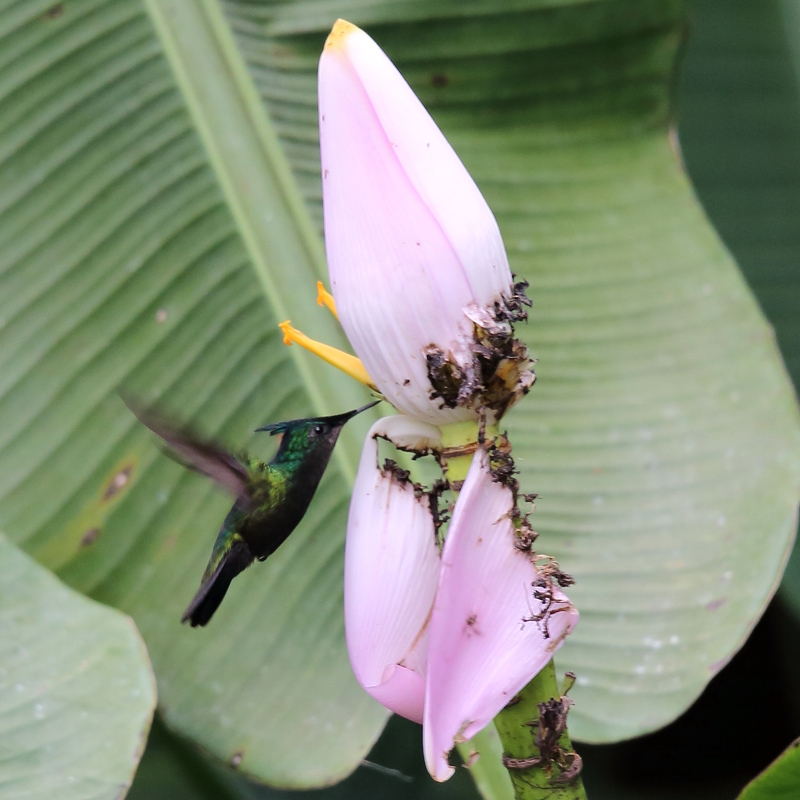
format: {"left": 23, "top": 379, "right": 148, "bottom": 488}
{"left": 143, "top": 0, "right": 368, "bottom": 481}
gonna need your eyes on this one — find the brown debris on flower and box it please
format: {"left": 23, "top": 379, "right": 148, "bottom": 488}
{"left": 424, "top": 285, "right": 535, "bottom": 420}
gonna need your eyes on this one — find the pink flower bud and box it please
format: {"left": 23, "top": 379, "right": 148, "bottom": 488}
{"left": 319, "top": 21, "right": 525, "bottom": 424}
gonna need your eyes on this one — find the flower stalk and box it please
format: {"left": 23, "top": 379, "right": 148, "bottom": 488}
{"left": 438, "top": 419, "right": 482, "bottom": 491}
{"left": 494, "top": 662, "right": 587, "bottom": 800}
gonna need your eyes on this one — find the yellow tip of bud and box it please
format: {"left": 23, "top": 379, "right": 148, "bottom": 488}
{"left": 325, "top": 19, "right": 359, "bottom": 51}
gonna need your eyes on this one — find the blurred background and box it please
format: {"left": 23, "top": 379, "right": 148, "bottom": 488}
{"left": 124, "top": 1, "right": 800, "bottom": 798}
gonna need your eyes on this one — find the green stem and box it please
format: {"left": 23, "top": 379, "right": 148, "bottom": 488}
{"left": 439, "top": 419, "right": 485, "bottom": 485}
{"left": 444, "top": 450, "right": 475, "bottom": 484}
{"left": 493, "top": 662, "right": 587, "bottom": 800}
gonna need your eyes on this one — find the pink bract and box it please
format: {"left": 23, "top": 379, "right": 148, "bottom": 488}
{"left": 318, "top": 20, "right": 513, "bottom": 424}
{"left": 423, "top": 450, "right": 579, "bottom": 780}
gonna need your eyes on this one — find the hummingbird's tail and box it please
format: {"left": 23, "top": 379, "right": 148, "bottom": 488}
{"left": 181, "top": 538, "right": 254, "bottom": 627}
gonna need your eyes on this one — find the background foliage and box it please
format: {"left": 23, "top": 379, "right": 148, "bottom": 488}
{"left": 134, "top": 0, "right": 800, "bottom": 796}
{"left": 1, "top": 0, "right": 800, "bottom": 798}
{"left": 0, "top": 534, "right": 155, "bottom": 799}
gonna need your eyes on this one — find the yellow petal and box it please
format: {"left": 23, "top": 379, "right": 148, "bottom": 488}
{"left": 280, "top": 321, "right": 375, "bottom": 388}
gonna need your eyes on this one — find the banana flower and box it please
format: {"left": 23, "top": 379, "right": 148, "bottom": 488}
{"left": 291, "top": 19, "right": 580, "bottom": 781}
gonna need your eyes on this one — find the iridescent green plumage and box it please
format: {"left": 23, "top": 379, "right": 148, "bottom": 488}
{"left": 127, "top": 401, "right": 379, "bottom": 627}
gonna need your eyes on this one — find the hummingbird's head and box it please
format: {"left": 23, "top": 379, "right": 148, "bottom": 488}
{"left": 255, "top": 400, "right": 380, "bottom": 461}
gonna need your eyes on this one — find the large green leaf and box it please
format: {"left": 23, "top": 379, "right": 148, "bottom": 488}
{"left": 0, "top": 534, "right": 155, "bottom": 799}
{"left": 228, "top": 0, "right": 800, "bottom": 741}
{"left": 0, "top": 0, "right": 798, "bottom": 789}
{"left": 0, "top": 0, "right": 382, "bottom": 788}
{"left": 737, "top": 737, "right": 800, "bottom": 800}
{"left": 679, "top": 0, "right": 800, "bottom": 620}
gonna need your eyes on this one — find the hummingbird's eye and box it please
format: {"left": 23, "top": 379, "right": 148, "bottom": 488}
{"left": 313, "top": 424, "right": 324, "bottom": 436}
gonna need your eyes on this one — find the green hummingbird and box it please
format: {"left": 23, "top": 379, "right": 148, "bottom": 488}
{"left": 128, "top": 400, "right": 379, "bottom": 627}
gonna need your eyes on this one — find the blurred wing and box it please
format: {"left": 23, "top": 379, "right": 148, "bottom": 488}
{"left": 124, "top": 398, "right": 247, "bottom": 497}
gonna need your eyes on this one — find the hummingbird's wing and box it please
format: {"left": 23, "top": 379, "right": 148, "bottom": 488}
{"left": 125, "top": 401, "right": 248, "bottom": 498}
{"left": 182, "top": 506, "right": 255, "bottom": 627}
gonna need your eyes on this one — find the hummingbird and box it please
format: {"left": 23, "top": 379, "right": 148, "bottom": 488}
{"left": 127, "top": 400, "right": 380, "bottom": 627}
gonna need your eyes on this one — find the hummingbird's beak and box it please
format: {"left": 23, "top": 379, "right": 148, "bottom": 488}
{"left": 330, "top": 398, "right": 382, "bottom": 426}
{"left": 254, "top": 399, "right": 381, "bottom": 433}
{"left": 351, "top": 399, "right": 382, "bottom": 417}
